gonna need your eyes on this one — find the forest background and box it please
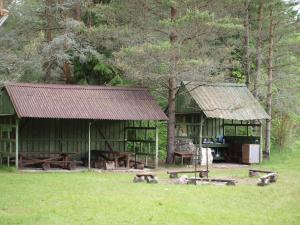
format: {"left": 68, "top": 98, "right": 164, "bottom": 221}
{"left": 0, "top": 0, "right": 299, "bottom": 160}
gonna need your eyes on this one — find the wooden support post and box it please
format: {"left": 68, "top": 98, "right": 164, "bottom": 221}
{"left": 124, "top": 121, "right": 127, "bottom": 152}
{"left": 222, "top": 119, "right": 225, "bottom": 136}
{"left": 259, "top": 122, "right": 263, "bottom": 163}
{"left": 15, "top": 118, "right": 19, "bottom": 169}
{"left": 155, "top": 124, "right": 159, "bottom": 169}
{"left": 196, "top": 114, "right": 204, "bottom": 180}
{"left": 88, "top": 121, "right": 91, "bottom": 170}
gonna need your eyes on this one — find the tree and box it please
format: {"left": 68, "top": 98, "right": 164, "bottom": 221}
{"left": 243, "top": 0, "right": 251, "bottom": 87}
{"left": 89, "top": 0, "right": 243, "bottom": 163}
{"left": 265, "top": 7, "right": 274, "bottom": 159}
{"left": 253, "top": 0, "right": 264, "bottom": 98}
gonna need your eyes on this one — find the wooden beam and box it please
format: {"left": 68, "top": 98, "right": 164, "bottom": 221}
{"left": 259, "top": 122, "right": 263, "bottom": 163}
{"left": 223, "top": 124, "right": 261, "bottom": 127}
{"left": 125, "top": 127, "right": 156, "bottom": 130}
{"left": 88, "top": 121, "right": 91, "bottom": 170}
{"left": 155, "top": 124, "right": 159, "bottom": 169}
{"left": 15, "top": 118, "right": 19, "bottom": 169}
{"left": 94, "top": 123, "right": 114, "bottom": 152}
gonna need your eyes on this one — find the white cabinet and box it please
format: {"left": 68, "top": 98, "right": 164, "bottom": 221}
{"left": 242, "top": 144, "right": 260, "bottom": 164}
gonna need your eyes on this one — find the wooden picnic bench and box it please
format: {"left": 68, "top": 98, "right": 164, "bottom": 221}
{"left": 257, "top": 172, "right": 278, "bottom": 186}
{"left": 167, "top": 170, "right": 209, "bottom": 178}
{"left": 91, "top": 150, "right": 133, "bottom": 169}
{"left": 18, "top": 153, "right": 79, "bottom": 170}
{"left": 173, "top": 151, "right": 194, "bottom": 165}
{"left": 249, "top": 169, "right": 274, "bottom": 177}
{"left": 133, "top": 172, "right": 158, "bottom": 183}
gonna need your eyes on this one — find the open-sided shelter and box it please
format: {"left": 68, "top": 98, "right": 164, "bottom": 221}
{"left": 175, "top": 81, "right": 270, "bottom": 163}
{"left": 0, "top": 82, "right": 167, "bottom": 169}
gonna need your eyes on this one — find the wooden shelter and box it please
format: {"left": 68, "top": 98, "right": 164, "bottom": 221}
{"left": 0, "top": 82, "right": 167, "bottom": 169}
{"left": 175, "top": 81, "right": 270, "bottom": 164}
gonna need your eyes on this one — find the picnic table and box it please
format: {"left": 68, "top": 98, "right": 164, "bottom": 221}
{"left": 91, "top": 150, "right": 133, "bottom": 169}
{"left": 133, "top": 172, "right": 158, "bottom": 183}
{"left": 18, "top": 153, "right": 78, "bottom": 170}
{"left": 173, "top": 151, "right": 194, "bottom": 165}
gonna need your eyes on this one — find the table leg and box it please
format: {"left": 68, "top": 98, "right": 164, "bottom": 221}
{"left": 114, "top": 157, "right": 118, "bottom": 168}
{"left": 126, "top": 156, "right": 130, "bottom": 169}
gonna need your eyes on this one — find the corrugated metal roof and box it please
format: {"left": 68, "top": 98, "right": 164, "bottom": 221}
{"left": 4, "top": 82, "right": 168, "bottom": 120}
{"left": 183, "top": 81, "right": 270, "bottom": 120}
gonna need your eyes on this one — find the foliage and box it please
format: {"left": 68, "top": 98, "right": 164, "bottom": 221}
{"left": 0, "top": 0, "right": 299, "bottom": 151}
{"left": 72, "top": 53, "right": 118, "bottom": 85}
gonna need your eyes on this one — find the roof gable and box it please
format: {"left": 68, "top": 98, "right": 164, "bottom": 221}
{"left": 181, "top": 81, "right": 270, "bottom": 120}
{"left": 4, "top": 82, "right": 167, "bottom": 120}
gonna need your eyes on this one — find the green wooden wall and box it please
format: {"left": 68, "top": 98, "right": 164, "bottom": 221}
{"left": 175, "top": 114, "right": 223, "bottom": 144}
{"left": 6, "top": 119, "right": 156, "bottom": 160}
{"left": 18, "top": 119, "right": 126, "bottom": 159}
{"left": 175, "top": 86, "right": 201, "bottom": 113}
{"left": 0, "top": 116, "right": 16, "bottom": 157}
{"left": 0, "top": 90, "right": 15, "bottom": 115}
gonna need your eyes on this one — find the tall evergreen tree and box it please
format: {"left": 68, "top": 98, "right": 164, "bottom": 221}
{"left": 89, "top": 0, "right": 243, "bottom": 162}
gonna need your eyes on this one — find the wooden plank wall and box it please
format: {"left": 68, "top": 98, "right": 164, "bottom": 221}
{"left": 0, "top": 116, "right": 16, "bottom": 156}
{"left": 18, "top": 119, "right": 157, "bottom": 161}
{"left": 0, "top": 90, "right": 15, "bottom": 115}
{"left": 175, "top": 114, "right": 223, "bottom": 144}
{"left": 175, "top": 86, "right": 201, "bottom": 113}
{"left": 19, "top": 119, "right": 126, "bottom": 159}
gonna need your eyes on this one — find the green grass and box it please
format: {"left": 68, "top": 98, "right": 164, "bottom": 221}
{"left": 1, "top": 144, "right": 300, "bottom": 225}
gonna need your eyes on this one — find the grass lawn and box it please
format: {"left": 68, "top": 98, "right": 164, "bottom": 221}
{"left": 1, "top": 144, "right": 300, "bottom": 225}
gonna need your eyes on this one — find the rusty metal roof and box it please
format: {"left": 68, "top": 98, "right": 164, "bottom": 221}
{"left": 183, "top": 81, "right": 270, "bottom": 120}
{"left": 4, "top": 82, "right": 167, "bottom": 120}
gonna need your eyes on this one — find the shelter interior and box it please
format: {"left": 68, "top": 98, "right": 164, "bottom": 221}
{"left": 174, "top": 81, "right": 269, "bottom": 164}
{"left": 175, "top": 113, "right": 262, "bottom": 163}
{"left": 0, "top": 116, "right": 159, "bottom": 169}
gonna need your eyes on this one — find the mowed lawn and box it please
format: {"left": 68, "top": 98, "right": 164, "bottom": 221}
{"left": 1, "top": 145, "right": 300, "bottom": 225}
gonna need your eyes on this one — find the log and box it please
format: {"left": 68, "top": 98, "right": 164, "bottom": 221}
{"left": 167, "top": 170, "right": 209, "bottom": 179}
{"left": 187, "top": 178, "right": 236, "bottom": 186}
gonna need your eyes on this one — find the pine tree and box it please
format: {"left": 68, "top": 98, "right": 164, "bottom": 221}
{"left": 89, "top": 0, "right": 243, "bottom": 162}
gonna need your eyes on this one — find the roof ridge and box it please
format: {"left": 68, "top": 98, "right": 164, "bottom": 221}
{"left": 4, "top": 82, "right": 147, "bottom": 91}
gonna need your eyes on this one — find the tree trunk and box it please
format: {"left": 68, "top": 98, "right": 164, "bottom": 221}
{"left": 61, "top": 1, "right": 81, "bottom": 84}
{"left": 253, "top": 0, "right": 264, "bottom": 98}
{"left": 243, "top": 0, "right": 250, "bottom": 87}
{"left": 166, "top": 6, "right": 178, "bottom": 164}
{"left": 44, "top": 0, "right": 53, "bottom": 81}
{"left": 0, "top": 0, "right": 4, "bottom": 12}
{"left": 74, "top": 2, "right": 81, "bottom": 21}
{"left": 265, "top": 8, "right": 274, "bottom": 159}
{"left": 167, "top": 77, "right": 176, "bottom": 163}
{"left": 61, "top": 0, "right": 72, "bottom": 84}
